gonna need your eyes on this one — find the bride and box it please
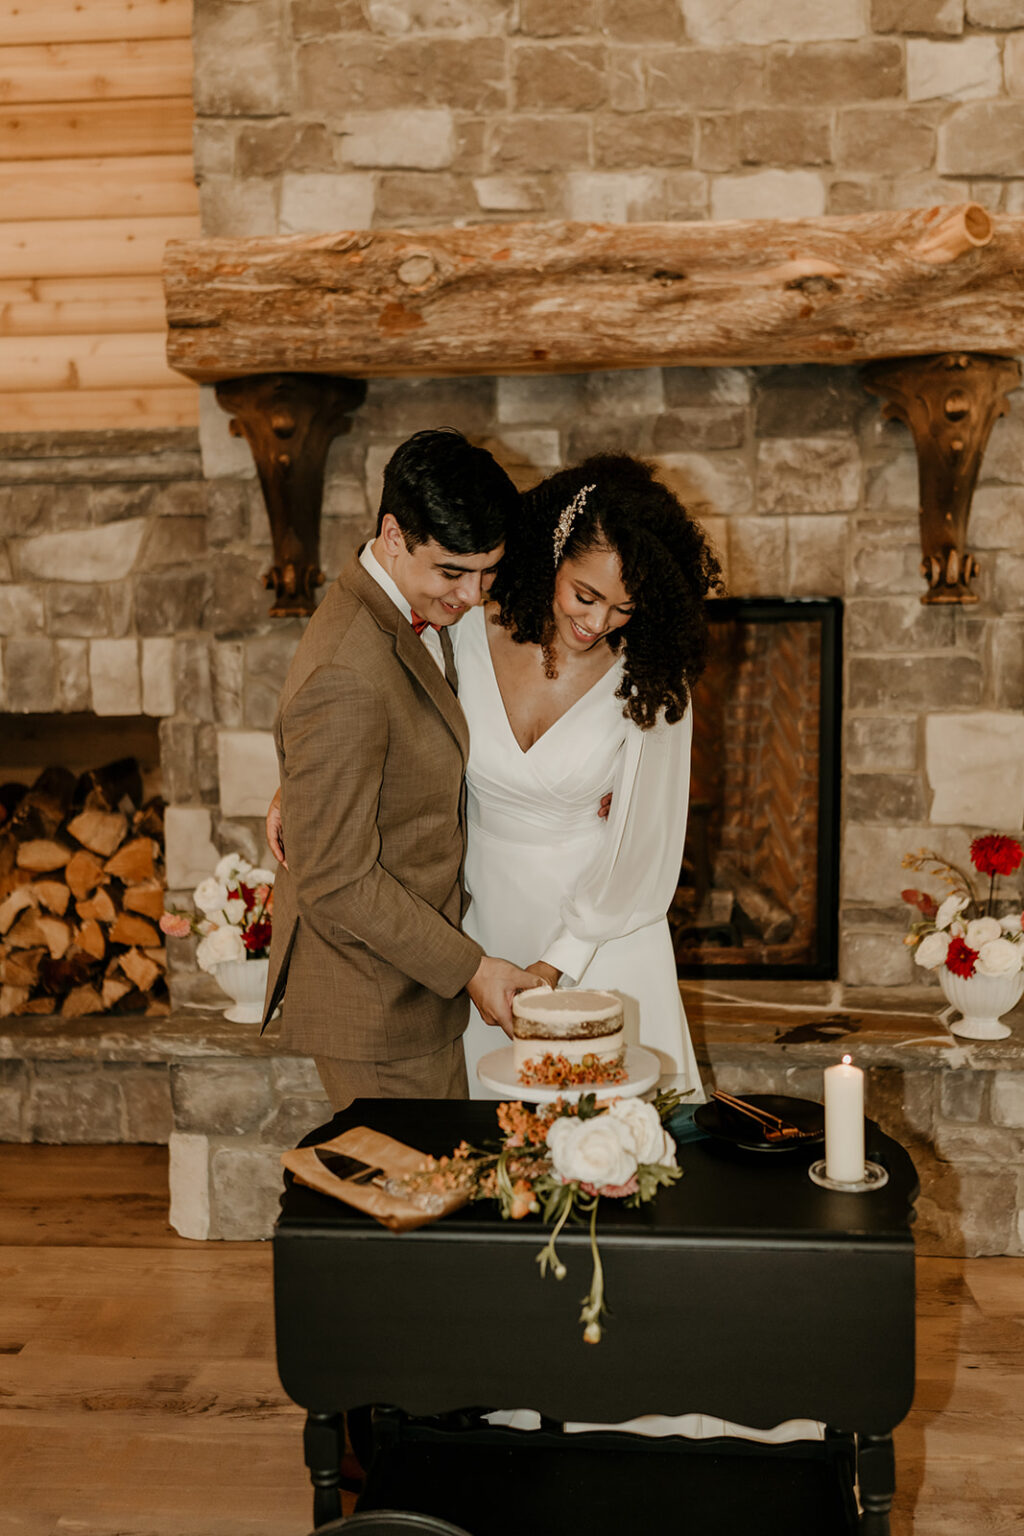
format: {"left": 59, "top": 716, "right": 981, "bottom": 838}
{"left": 456, "top": 452, "right": 721, "bottom": 1098}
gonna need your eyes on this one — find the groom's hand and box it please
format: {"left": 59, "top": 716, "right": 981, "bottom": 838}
{"left": 467, "top": 956, "right": 538, "bottom": 1036}
{"left": 266, "top": 788, "right": 287, "bottom": 868}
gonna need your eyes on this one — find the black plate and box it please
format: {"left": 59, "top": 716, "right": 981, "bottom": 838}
{"left": 694, "top": 1093, "right": 825, "bottom": 1154}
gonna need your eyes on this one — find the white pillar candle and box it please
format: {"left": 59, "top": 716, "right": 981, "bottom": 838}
{"left": 824, "top": 1054, "right": 865, "bottom": 1184}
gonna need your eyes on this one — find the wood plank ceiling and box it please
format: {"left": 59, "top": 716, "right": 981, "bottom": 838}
{"left": 0, "top": 0, "right": 200, "bottom": 431}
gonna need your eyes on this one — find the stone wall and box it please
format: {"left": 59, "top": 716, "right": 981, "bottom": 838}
{"left": 186, "top": 0, "right": 1024, "bottom": 985}
{"left": 192, "top": 0, "right": 1024, "bottom": 235}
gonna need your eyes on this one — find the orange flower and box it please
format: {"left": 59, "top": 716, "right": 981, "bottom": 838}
{"left": 510, "top": 1180, "right": 537, "bottom": 1220}
{"left": 517, "top": 1052, "right": 628, "bottom": 1089}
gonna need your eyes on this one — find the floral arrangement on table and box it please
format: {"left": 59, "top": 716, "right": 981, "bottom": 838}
{"left": 902, "top": 833, "right": 1024, "bottom": 979}
{"left": 386, "top": 1090, "right": 684, "bottom": 1344}
{"left": 159, "top": 852, "right": 276, "bottom": 971}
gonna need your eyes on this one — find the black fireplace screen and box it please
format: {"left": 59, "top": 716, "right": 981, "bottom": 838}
{"left": 673, "top": 597, "right": 841, "bottom": 981}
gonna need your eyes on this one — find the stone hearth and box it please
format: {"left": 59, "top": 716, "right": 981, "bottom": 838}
{"left": 3, "top": 980, "right": 1023, "bottom": 1254}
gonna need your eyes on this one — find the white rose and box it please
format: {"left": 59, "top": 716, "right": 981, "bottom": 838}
{"left": 221, "top": 898, "right": 247, "bottom": 926}
{"left": 1000, "top": 913, "right": 1024, "bottom": 936}
{"left": 965, "top": 917, "right": 1002, "bottom": 950}
{"left": 244, "top": 867, "right": 276, "bottom": 887}
{"left": 193, "top": 877, "right": 230, "bottom": 916}
{"left": 975, "top": 938, "right": 1023, "bottom": 978}
{"left": 546, "top": 1113, "right": 638, "bottom": 1190}
{"left": 607, "top": 1099, "right": 677, "bottom": 1167}
{"left": 935, "top": 894, "right": 968, "bottom": 931}
{"left": 215, "top": 852, "right": 252, "bottom": 883}
{"left": 914, "top": 931, "right": 949, "bottom": 969}
{"left": 196, "top": 924, "right": 246, "bottom": 973}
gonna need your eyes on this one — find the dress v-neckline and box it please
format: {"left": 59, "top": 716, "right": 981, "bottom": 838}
{"left": 480, "top": 610, "right": 619, "bottom": 757}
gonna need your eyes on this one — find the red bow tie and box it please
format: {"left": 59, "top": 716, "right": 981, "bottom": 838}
{"left": 411, "top": 611, "right": 441, "bottom": 636}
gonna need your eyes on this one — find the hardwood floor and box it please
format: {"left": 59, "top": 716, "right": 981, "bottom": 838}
{"left": 0, "top": 1144, "right": 1021, "bottom": 1536}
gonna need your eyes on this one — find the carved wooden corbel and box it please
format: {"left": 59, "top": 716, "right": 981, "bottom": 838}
{"left": 215, "top": 373, "right": 367, "bottom": 616}
{"left": 863, "top": 353, "right": 1020, "bottom": 605}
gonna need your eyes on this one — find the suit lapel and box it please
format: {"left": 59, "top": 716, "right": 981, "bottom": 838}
{"left": 340, "top": 555, "right": 470, "bottom": 764}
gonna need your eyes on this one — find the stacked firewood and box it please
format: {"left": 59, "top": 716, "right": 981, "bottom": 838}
{"left": 0, "top": 760, "right": 168, "bottom": 1019}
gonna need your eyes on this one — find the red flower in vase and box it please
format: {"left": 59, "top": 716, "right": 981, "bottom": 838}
{"left": 970, "top": 835, "right": 1023, "bottom": 878}
{"left": 243, "top": 920, "right": 272, "bottom": 953}
{"left": 945, "top": 935, "right": 979, "bottom": 979}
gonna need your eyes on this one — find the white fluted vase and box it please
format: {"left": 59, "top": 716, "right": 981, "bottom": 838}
{"left": 938, "top": 964, "right": 1024, "bottom": 1041}
{"left": 212, "top": 956, "right": 269, "bottom": 1024}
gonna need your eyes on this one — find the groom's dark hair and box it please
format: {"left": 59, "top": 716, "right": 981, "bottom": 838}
{"left": 377, "top": 428, "right": 516, "bottom": 554}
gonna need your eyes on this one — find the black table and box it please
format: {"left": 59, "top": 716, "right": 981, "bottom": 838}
{"left": 274, "top": 1100, "right": 918, "bottom": 1535}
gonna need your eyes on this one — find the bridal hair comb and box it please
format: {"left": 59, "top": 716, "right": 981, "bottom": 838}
{"left": 552, "top": 483, "right": 596, "bottom": 566}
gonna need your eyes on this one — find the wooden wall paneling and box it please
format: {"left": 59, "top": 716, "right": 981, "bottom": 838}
{"left": 0, "top": 155, "right": 200, "bottom": 221}
{"left": 0, "top": 0, "right": 201, "bottom": 431}
{"left": 0, "top": 98, "right": 194, "bottom": 160}
{"left": 1, "top": 216, "right": 200, "bottom": 281}
{"left": 0, "top": 386, "right": 198, "bottom": 432}
{"left": 0, "top": 331, "right": 188, "bottom": 391}
{"left": 0, "top": 38, "right": 194, "bottom": 102}
{"left": 0, "top": 276, "right": 169, "bottom": 337}
{"left": 0, "top": 0, "right": 192, "bottom": 46}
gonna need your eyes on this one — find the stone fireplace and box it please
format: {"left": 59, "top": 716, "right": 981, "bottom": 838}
{"left": 3, "top": 0, "right": 1024, "bottom": 1246}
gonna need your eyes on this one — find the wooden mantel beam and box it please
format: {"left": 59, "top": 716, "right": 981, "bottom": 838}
{"left": 163, "top": 204, "right": 1024, "bottom": 384}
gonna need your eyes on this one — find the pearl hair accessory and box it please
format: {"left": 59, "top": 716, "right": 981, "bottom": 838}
{"left": 552, "top": 483, "right": 596, "bottom": 567}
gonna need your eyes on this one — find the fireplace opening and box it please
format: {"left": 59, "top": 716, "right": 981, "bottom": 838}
{"left": 673, "top": 598, "right": 841, "bottom": 981}
{"left": 0, "top": 715, "right": 167, "bottom": 1020}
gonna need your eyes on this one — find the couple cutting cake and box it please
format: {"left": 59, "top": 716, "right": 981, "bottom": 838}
{"left": 263, "top": 428, "right": 721, "bottom": 1110}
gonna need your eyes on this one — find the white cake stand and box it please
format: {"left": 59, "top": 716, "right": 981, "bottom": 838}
{"left": 476, "top": 1044, "right": 661, "bottom": 1104}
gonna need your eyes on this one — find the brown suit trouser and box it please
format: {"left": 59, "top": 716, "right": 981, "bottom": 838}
{"left": 314, "top": 1036, "right": 469, "bottom": 1113}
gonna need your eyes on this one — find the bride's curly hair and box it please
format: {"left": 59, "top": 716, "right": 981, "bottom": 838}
{"left": 491, "top": 454, "right": 724, "bottom": 729}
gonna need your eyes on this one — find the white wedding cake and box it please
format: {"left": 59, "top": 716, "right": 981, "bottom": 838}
{"left": 511, "top": 986, "right": 625, "bottom": 1079}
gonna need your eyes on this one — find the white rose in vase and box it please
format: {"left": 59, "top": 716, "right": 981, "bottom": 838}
{"left": 1000, "top": 913, "right": 1024, "bottom": 936}
{"left": 220, "top": 897, "right": 247, "bottom": 926}
{"left": 244, "top": 867, "right": 276, "bottom": 887}
{"left": 965, "top": 916, "right": 1002, "bottom": 950}
{"left": 607, "top": 1098, "right": 677, "bottom": 1167}
{"left": 974, "top": 937, "right": 1023, "bottom": 977}
{"left": 935, "top": 894, "right": 969, "bottom": 931}
{"left": 215, "top": 852, "right": 253, "bottom": 884}
{"left": 193, "top": 877, "right": 231, "bottom": 917}
{"left": 546, "top": 1113, "right": 638, "bottom": 1190}
{"left": 196, "top": 923, "right": 246, "bottom": 973}
{"left": 914, "top": 931, "right": 949, "bottom": 970}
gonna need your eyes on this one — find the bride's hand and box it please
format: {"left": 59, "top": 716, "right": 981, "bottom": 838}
{"left": 266, "top": 788, "right": 287, "bottom": 869}
{"left": 525, "top": 961, "right": 561, "bottom": 989}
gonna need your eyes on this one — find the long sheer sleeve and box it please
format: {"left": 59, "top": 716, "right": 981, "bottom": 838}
{"left": 539, "top": 706, "right": 693, "bottom": 986}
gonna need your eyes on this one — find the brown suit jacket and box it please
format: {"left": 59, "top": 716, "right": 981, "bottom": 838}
{"left": 263, "top": 554, "right": 483, "bottom": 1061}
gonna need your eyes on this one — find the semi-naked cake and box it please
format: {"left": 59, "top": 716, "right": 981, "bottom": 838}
{"left": 512, "top": 986, "right": 625, "bottom": 1080}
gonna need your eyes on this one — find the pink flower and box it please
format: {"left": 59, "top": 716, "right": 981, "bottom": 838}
{"left": 159, "top": 913, "right": 192, "bottom": 939}
{"left": 580, "top": 1175, "right": 639, "bottom": 1199}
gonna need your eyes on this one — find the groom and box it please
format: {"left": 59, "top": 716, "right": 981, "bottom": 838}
{"left": 263, "top": 429, "right": 535, "bottom": 1111}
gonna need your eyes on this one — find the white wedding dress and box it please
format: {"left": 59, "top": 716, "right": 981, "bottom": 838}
{"left": 452, "top": 604, "right": 703, "bottom": 1101}
{"left": 453, "top": 606, "right": 821, "bottom": 1446}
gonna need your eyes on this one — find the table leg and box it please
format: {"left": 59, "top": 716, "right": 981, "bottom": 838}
{"left": 858, "top": 1432, "right": 894, "bottom": 1536}
{"left": 304, "top": 1410, "right": 342, "bottom": 1528}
